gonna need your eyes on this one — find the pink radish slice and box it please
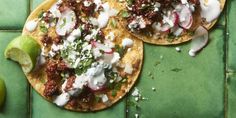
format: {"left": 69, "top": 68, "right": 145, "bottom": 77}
{"left": 89, "top": 86, "right": 107, "bottom": 92}
{"left": 178, "top": 5, "right": 193, "bottom": 29}
{"left": 173, "top": 12, "right": 179, "bottom": 26}
{"left": 91, "top": 41, "right": 113, "bottom": 53}
{"left": 189, "top": 26, "right": 208, "bottom": 57}
{"left": 56, "top": 8, "right": 76, "bottom": 36}
{"left": 160, "top": 23, "right": 171, "bottom": 32}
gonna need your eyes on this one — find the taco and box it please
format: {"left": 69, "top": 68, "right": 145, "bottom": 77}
{"left": 117, "top": 0, "right": 226, "bottom": 45}
{"left": 22, "top": 0, "right": 143, "bottom": 111}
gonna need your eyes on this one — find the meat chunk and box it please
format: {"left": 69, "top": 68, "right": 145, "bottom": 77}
{"left": 46, "top": 60, "right": 69, "bottom": 80}
{"left": 46, "top": 60, "right": 61, "bottom": 80}
{"left": 44, "top": 80, "right": 59, "bottom": 97}
{"left": 64, "top": 76, "right": 76, "bottom": 92}
{"left": 67, "top": 98, "right": 78, "bottom": 108}
{"left": 80, "top": 0, "right": 96, "bottom": 16}
{"left": 41, "top": 35, "right": 52, "bottom": 46}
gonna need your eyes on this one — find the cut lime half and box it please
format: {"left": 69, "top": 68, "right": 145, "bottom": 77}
{"left": 4, "top": 36, "right": 41, "bottom": 73}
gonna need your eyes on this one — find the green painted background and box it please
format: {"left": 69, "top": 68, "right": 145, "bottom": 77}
{"left": 0, "top": 0, "right": 235, "bottom": 118}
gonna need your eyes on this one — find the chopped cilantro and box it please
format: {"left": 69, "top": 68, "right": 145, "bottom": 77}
{"left": 119, "top": 10, "right": 130, "bottom": 18}
{"left": 126, "top": 0, "right": 134, "bottom": 6}
{"left": 115, "top": 45, "right": 125, "bottom": 57}
{"left": 60, "top": 18, "right": 67, "bottom": 28}
{"left": 111, "top": 90, "right": 117, "bottom": 97}
{"left": 171, "top": 68, "right": 182, "bottom": 72}
{"left": 95, "top": 96, "right": 101, "bottom": 103}
{"left": 39, "top": 25, "right": 48, "bottom": 33}
{"left": 110, "top": 18, "right": 117, "bottom": 28}
{"left": 167, "top": 33, "right": 176, "bottom": 41}
{"left": 38, "top": 11, "right": 44, "bottom": 18}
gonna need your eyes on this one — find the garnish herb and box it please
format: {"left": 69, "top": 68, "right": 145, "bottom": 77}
{"left": 171, "top": 68, "right": 182, "bottom": 72}
{"left": 119, "top": 10, "right": 130, "bottom": 18}
{"left": 167, "top": 33, "right": 176, "bottom": 41}
{"left": 115, "top": 45, "right": 125, "bottom": 57}
{"left": 39, "top": 25, "right": 48, "bottom": 33}
{"left": 38, "top": 11, "right": 45, "bottom": 18}
{"left": 110, "top": 18, "right": 117, "bottom": 28}
{"left": 126, "top": 0, "right": 134, "bottom": 6}
{"left": 60, "top": 18, "right": 67, "bottom": 28}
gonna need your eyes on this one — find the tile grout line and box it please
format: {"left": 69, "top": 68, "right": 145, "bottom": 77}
{"left": 0, "top": 30, "right": 22, "bottom": 32}
{"left": 224, "top": 0, "right": 229, "bottom": 118}
{"left": 28, "top": 0, "right": 33, "bottom": 118}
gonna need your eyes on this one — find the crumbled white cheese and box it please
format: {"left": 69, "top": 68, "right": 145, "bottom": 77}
{"left": 89, "top": 17, "right": 99, "bottom": 26}
{"left": 101, "top": 94, "right": 109, "bottom": 103}
{"left": 71, "top": 28, "right": 81, "bottom": 37}
{"left": 173, "top": 27, "right": 183, "bottom": 36}
{"left": 83, "top": 0, "right": 92, "bottom": 7}
{"left": 111, "top": 52, "right": 120, "bottom": 64}
{"left": 97, "top": 3, "right": 118, "bottom": 28}
{"left": 25, "top": 19, "right": 38, "bottom": 32}
{"left": 175, "top": 47, "right": 181, "bottom": 52}
{"left": 152, "top": 87, "right": 156, "bottom": 91}
{"left": 132, "top": 87, "right": 140, "bottom": 97}
{"left": 51, "top": 43, "right": 61, "bottom": 52}
{"left": 84, "top": 29, "right": 99, "bottom": 41}
{"left": 93, "top": 48, "right": 102, "bottom": 59}
{"left": 94, "top": 0, "right": 102, "bottom": 11}
{"left": 53, "top": 93, "right": 70, "bottom": 107}
{"left": 97, "top": 12, "right": 109, "bottom": 28}
{"left": 105, "top": 32, "right": 115, "bottom": 41}
{"left": 67, "top": 35, "right": 76, "bottom": 42}
{"left": 56, "top": 8, "right": 76, "bottom": 36}
{"left": 122, "top": 38, "right": 134, "bottom": 48}
{"left": 73, "top": 74, "right": 89, "bottom": 91}
{"left": 124, "top": 64, "right": 133, "bottom": 74}
{"left": 153, "top": 2, "right": 161, "bottom": 12}
{"left": 128, "top": 16, "right": 146, "bottom": 30}
{"left": 49, "top": 2, "right": 61, "bottom": 18}
{"left": 181, "top": 0, "right": 188, "bottom": 4}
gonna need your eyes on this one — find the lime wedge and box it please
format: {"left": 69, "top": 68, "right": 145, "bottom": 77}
{"left": 0, "top": 78, "right": 6, "bottom": 107}
{"left": 4, "top": 36, "right": 41, "bottom": 73}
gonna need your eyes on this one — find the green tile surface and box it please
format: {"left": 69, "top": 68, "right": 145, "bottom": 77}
{"left": 127, "top": 29, "right": 225, "bottom": 118}
{"left": 0, "top": 0, "right": 29, "bottom": 29}
{"left": 0, "top": 31, "right": 29, "bottom": 118}
{"left": 227, "top": 0, "right": 236, "bottom": 71}
{"left": 227, "top": 73, "right": 236, "bottom": 118}
{"left": 0, "top": 0, "right": 236, "bottom": 118}
{"left": 31, "top": 90, "right": 125, "bottom": 118}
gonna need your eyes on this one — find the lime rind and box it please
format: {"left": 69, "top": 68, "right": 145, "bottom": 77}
{"left": 4, "top": 36, "right": 41, "bottom": 73}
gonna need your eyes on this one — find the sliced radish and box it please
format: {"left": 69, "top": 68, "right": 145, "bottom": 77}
{"left": 178, "top": 5, "right": 193, "bottom": 29}
{"left": 56, "top": 8, "right": 76, "bottom": 36}
{"left": 189, "top": 26, "right": 208, "bottom": 57}
{"left": 91, "top": 41, "right": 113, "bottom": 53}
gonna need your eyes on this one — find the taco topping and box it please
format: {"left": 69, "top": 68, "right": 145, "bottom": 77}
{"left": 27, "top": 0, "right": 140, "bottom": 109}
{"left": 126, "top": 0, "right": 199, "bottom": 33}
{"left": 125, "top": 0, "right": 221, "bottom": 39}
